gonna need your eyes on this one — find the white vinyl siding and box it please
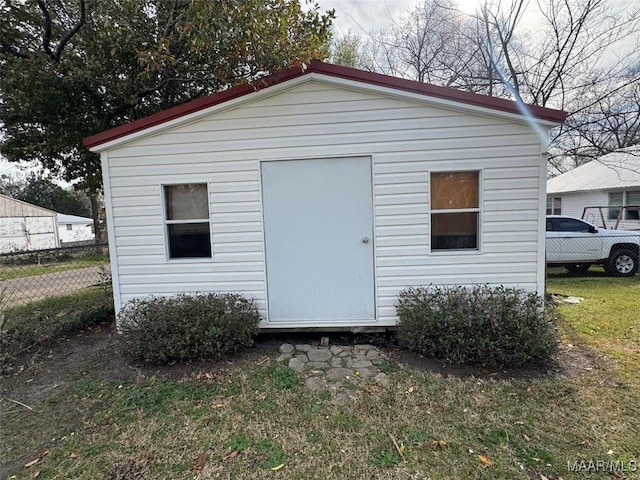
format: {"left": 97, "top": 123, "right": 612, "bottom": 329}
{"left": 104, "top": 78, "right": 547, "bottom": 325}
{"left": 550, "top": 190, "right": 640, "bottom": 231}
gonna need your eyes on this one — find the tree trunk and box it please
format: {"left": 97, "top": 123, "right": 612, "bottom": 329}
{"left": 90, "top": 193, "right": 102, "bottom": 244}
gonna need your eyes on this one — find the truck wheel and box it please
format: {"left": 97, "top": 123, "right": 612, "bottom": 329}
{"left": 605, "top": 249, "right": 639, "bottom": 277}
{"left": 565, "top": 264, "right": 590, "bottom": 274}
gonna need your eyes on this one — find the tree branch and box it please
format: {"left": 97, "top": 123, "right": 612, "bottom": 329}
{"left": 52, "top": 0, "right": 88, "bottom": 62}
{"left": 36, "top": 0, "right": 54, "bottom": 59}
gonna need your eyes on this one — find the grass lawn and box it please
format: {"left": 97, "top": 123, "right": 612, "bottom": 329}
{"left": 1, "top": 288, "right": 114, "bottom": 365}
{"left": 547, "top": 268, "right": 640, "bottom": 385}
{"left": 1, "top": 277, "right": 639, "bottom": 479}
{"left": 0, "top": 256, "right": 108, "bottom": 280}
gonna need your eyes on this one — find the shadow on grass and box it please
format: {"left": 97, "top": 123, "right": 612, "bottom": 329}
{"left": 546, "top": 266, "right": 611, "bottom": 279}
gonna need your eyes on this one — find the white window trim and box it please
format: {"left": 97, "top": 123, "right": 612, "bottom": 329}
{"left": 429, "top": 169, "right": 483, "bottom": 254}
{"left": 608, "top": 190, "right": 640, "bottom": 221}
{"left": 547, "top": 196, "right": 561, "bottom": 215}
{"left": 161, "top": 182, "right": 213, "bottom": 262}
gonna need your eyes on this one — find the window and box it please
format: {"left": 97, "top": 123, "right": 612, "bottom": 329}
{"left": 550, "top": 217, "right": 594, "bottom": 233}
{"left": 608, "top": 190, "right": 640, "bottom": 220}
{"left": 66, "top": 224, "right": 73, "bottom": 231}
{"left": 546, "top": 196, "right": 561, "bottom": 215}
{"left": 430, "top": 171, "right": 479, "bottom": 251}
{"left": 545, "top": 218, "right": 554, "bottom": 231}
{"left": 164, "top": 183, "right": 211, "bottom": 259}
{"left": 629, "top": 191, "right": 640, "bottom": 220}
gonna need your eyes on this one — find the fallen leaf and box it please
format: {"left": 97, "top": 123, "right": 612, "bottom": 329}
{"left": 430, "top": 439, "right": 447, "bottom": 450}
{"left": 435, "top": 405, "right": 445, "bottom": 413}
{"left": 468, "top": 448, "right": 474, "bottom": 454}
{"left": 41, "top": 451, "right": 49, "bottom": 457}
{"left": 69, "top": 453, "right": 78, "bottom": 459}
{"left": 24, "top": 459, "right": 39, "bottom": 468}
{"left": 580, "top": 439, "right": 592, "bottom": 447}
{"left": 478, "top": 454, "right": 493, "bottom": 466}
{"left": 33, "top": 471, "right": 40, "bottom": 478}
{"left": 223, "top": 451, "right": 238, "bottom": 461}
{"left": 388, "top": 433, "right": 405, "bottom": 458}
{"left": 407, "top": 386, "right": 414, "bottom": 393}
{"left": 271, "top": 463, "right": 285, "bottom": 471}
{"left": 192, "top": 452, "right": 208, "bottom": 472}
{"left": 523, "top": 434, "right": 531, "bottom": 442}
{"left": 540, "top": 475, "right": 549, "bottom": 480}
{"left": 607, "top": 449, "right": 614, "bottom": 455}
{"left": 209, "top": 403, "right": 225, "bottom": 410}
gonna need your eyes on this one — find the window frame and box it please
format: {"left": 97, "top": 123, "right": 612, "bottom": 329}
{"left": 429, "top": 169, "right": 482, "bottom": 254}
{"left": 546, "top": 196, "right": 561, "bottom": 215}
{"left": 608, "top": 190, "right": 640, "bottom": 221}
{"left": 161, "top": 182, "right": 213, "bottom": 262}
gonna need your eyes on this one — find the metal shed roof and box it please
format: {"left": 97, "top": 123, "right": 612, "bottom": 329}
{"left": 547, "top": 149, "right": 640, "bottom": 194}
{"left": 0, "top": 194, "right": 57, "bottom": 218}
{"left": 57, "top": 213, "right": 93, "bottom": 225}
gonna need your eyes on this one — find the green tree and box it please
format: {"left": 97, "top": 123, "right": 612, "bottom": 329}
{"left": 0, "top": 171, "right": 92, "bottom": 217}
{"left": 0, "top": 0, "right": 334, "bottom": 235}
{"left": 330, "top": 32, "right": 373, "bottom": 70}
{"left": 17, "top": 173, "right": 91, "bottom": 217}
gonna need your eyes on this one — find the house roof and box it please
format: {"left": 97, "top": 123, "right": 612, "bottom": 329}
{"left": 84, "top": 60, "right": 567, "bottom": 150}
{"left": 0, "top": 194, "right": 57, "bottom": 218}
{"left": 57, "top": 213, "right": 93, "bottom": 225}
{"left": 547, "top": 149, "right": 640, "bottom": 194}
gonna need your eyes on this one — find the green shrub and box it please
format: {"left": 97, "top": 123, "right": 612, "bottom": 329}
{"left": 396, "top": 285, "right": 558, "bottom": 367}
{"left": 118, "top": 293, "right": 261, "bottom": 362}
{"left": 1, "top": 288, "right": 114, "bottom": 371}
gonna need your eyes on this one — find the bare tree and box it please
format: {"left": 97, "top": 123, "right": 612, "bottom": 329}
{"left": 370, "top": 0, "right": 477, "bottom": 86}
{"left": 359, "top": 0, "right": 640, "bottom": 170}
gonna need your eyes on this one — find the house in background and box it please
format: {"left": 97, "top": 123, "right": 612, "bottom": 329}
{"left": 547, "top": 150, "right": 640, "bottom": 230}
{"left": 84, "top": 61, "right": 565, "bottom": 330}
{"left": 0, "top": 194, "right": 60, "bottom": 253}
{"left": 57, "top": 213, "right": 95, "bottom": 244}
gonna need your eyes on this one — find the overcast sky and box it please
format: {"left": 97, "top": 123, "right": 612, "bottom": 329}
{"left": 316, "top": 0, "right": 637, "bottom": 38}
{"left": 2, "top": 0, "right": 638, "bottom": 182}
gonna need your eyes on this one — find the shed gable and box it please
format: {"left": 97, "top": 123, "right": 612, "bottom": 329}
{"left": 102, "top": 76, "right": 548, "bottom": 324}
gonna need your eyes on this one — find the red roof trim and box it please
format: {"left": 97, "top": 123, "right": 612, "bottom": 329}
{"left": 84, "top": 60, "right": 567, "bottom": 149}
{"left": 307, "top": 61, "right": 567, "bottom": 124}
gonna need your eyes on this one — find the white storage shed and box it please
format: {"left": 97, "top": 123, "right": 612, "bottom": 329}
{"left": 0, "top": 194, "right": 60, "bottom": 253}
{"left": 84, "top": 62, "right": 566, "bottom": 330}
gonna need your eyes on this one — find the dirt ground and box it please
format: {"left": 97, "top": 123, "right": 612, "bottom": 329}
{"left": 0, "top": 322, "right": 600, "bottom": 478}
{"left": 1, "top": 322, "right": 598, "bottom": 401}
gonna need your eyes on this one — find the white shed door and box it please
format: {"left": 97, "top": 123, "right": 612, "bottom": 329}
{"left": 262, "top": 157, "right": 374, "bottom": 323}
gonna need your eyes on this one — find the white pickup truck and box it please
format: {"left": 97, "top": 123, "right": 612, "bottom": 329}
{"left": 546, "top": 215, "right": 640, "bottom": 276}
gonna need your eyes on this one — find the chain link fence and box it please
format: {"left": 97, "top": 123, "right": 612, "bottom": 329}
{"left": 0, "top": 243, "right": 111, "bottom": 308}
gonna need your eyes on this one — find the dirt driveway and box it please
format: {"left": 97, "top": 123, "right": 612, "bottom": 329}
{"left": 0, "top": 266, "right": 107, "bottom": 307}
